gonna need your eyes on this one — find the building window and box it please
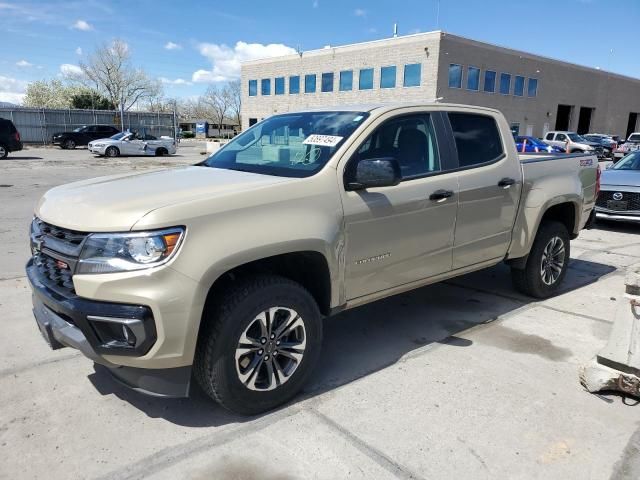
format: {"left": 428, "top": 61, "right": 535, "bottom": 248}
{"left": 289, "top": 75, "right": 300, "bottom": 94}
{"left": 448, "top": 64, "right": 462, "bottom": 88}
{"left": 249, "top": 118, "right": 258, "bottom": 126}
{"left": 248, "top": 80, "right": 257, "bottom": 97}
{"left": 339, "top": 70, "right": 353, "bottom": 91}
{"left": 514, "top": 76, "right": 525, "bottom": 97}
{"left": 403, "top": 63, "right": 421, "bottom": 87}
{"left": 261, "top": 79, "right": 271, "bottom": 96}
{"left": 499, "top": 73, "right": 511, "bottom": 95}
{"left": 527, "top": 78, "right": 538, "bottom": 97}
{"left": 305, "top": 74, "right": 316, "bottom": 93}
{"left": 380, "top": 66, "right": 397, "bottom": 88}
{"left": 321, "top": 72, "right": 334, "bottom": 92}
{"left": 359, "top": 68, "right": 374, "bottom": 90}
{"left": 483, "top": 71, "right": 496, "bottom": 93}
{"left": 467, "top": 66, "right": 480, "bottom": 91}
{"left": 275, "top": 77, "right": 285, "bottom": 95}
{"left": 510, "top": 123, "right": 520, "bottom": 136}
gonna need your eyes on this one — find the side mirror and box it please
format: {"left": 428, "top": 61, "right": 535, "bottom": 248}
{"left": 346, "top": 157, "right": 402, "bottom": 191}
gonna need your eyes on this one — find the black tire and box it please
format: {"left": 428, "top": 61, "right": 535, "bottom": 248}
{"left": 155, "top": 147, "right": 168, "bottom": 157}
{"left": 64, "top": 139, "right": 76, "bottom": 149}
{"left": 105, "top": 146, "right": 119, "bottom": 158}
{"left": 195, "top": 275, "right": 322, "bottom": 415}
{"left": 0, "top": 144, "right": 7, "bottom": 159}
{"left": 511, "top": 220, "right": 570, "bottom": 298}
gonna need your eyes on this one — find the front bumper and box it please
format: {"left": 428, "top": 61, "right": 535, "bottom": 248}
{"left": 26, "top": 259, "right": 192, "bottom": 397}
{"left": 88, "top": 145, "right": 107, "bottom": 155}
{"left": 596, "top": 211, "right": 640, "bottom": 223}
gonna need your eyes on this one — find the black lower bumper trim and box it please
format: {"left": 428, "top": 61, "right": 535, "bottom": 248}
{"left": 102, "top": 364, "right": 192, "bottom": 398}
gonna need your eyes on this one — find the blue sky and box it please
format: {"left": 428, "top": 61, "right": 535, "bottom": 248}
{"left": 1, "top": 0, "right": 638, "bottom": 104}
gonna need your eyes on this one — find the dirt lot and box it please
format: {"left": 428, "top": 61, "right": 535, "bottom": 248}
{"left": 1, "top": 145, "right": 639, "bottom": 480}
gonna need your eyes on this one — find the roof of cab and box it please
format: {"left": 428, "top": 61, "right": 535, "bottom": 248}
{"left": 284, "top": 102, "right": 504, "bottom": 116}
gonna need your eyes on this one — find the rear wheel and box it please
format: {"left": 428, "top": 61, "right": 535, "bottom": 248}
{"left": 511, "top": 221, "right": 570, "bottom": 298}
{"left": 155, "top": 147, "right": 168, "bottom": 157}
{"left": 105, "top": 146, "right": 119, "bottom": 158}
{"left": 64, "top": 139, "right": 76, "bottom": 149}
{"left": 0, "top": 144, "right": 7, "bottom": 159}
{"left": 195, "top": 275, "right": 322, "bottom": 415}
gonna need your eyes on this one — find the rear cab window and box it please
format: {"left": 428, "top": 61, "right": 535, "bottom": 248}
{"left": 447, "top": 112, "right": 504, "bottom": 168}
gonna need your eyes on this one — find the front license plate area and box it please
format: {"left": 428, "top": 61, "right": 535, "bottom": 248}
{"left": 607, "top": 200, "right": 628, "bottom": 211}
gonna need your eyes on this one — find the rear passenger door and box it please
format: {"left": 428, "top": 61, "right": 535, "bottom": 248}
{"left": 445, "top": 111, "right": 522, "bottom": 269}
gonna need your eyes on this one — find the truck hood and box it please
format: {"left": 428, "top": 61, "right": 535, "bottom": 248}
{"left": 601, "top": 169, "right": 640, "bottom": 188}
{"left": 36, "top": 166, "right": 293, "bottom": 231}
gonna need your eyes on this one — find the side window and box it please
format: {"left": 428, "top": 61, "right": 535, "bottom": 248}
{"left": 545, "top": 133, "right": 554, "bottom": 141}
{"left": 85, "top": 126, "right": 97, "bottom": 133}
{"left": 448, "top": 113, "right": 504, "bottom": 168}
{"left": 352, "top": 114, "right": 441, "bottom": 179}
{"left": 557, "top": 134, "right": 567, "bottom": 141}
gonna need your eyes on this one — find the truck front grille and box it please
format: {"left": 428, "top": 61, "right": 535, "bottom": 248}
{"left": 596, "top": 191, "right": 640, "bottom": 211}
{"left": 33, "top": 253, "right": 76, "bottom": 294}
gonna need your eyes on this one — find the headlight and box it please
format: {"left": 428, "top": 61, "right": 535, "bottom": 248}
{"left": 76, "top": 227, "right": 184, "bottom": 274}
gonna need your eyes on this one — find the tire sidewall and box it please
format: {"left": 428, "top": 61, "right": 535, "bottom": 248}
{"left": 106, "top": 146, "right": 118, "bottom": 157}
{"left": 527, "top": 222, "right": 570, "bottom": 297}
{"left": 0, "top": 144, "right": 7, "bottom": 159}
{"left": 205, "top": 280, "right": 322, "bottom": 414}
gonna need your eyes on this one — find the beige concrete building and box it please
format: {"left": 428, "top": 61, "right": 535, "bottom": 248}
{"left": 240, "top": 31, "right": 640, "bottom": 139}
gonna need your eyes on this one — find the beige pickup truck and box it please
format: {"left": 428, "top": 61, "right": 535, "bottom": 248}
{"left": 27, "top": 103, "right": 598, "bottom": 414}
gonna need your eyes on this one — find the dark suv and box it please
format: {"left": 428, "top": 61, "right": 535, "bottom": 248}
{"left": 52, "top": 125, "right": 120, "bottom": 149}
{"left": 0, "top": 118, "right": 23, "bottom": 159}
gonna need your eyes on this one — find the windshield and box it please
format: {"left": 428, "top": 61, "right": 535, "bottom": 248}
{"left": 73, "top": 126, "right": 86, "bottom": 132}
{"left": 110, "top": 132, "right": 127, "bottom": 140}
{"left": 613, "top": 152, "right": 640, "bottom": 170}
{"left": 567, "top": 133, "right": 585, "bottom": 142}
{"left": 201, "top": 111, "right": 369, "bottom": 177}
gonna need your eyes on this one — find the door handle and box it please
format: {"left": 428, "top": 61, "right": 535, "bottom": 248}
{"left": 498, "top": 177, "right": 516, "bottom": 188}
{"left": 429, "top": 189, "right": 454, "bottom": 202}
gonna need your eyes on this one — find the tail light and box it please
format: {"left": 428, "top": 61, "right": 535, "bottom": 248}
{"left": 595, "top": 164, "right": 601, "bottom": 197}
{"left": 13, "top": 131, "right": 20, "bottom": 142}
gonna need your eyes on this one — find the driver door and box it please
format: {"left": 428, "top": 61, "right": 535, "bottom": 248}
{"left": 340, "top": 111, "right": 458, "bottom": 300}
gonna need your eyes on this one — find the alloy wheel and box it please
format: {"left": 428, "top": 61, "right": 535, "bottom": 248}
{"left": 540, "top": 236, "right": 565, "bottom": 285}
{"left": 234, "top": 307, "right": 306, "bottom": 391}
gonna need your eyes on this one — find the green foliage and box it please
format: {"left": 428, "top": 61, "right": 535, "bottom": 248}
{"left": 181, "top": 131, "right": 195, "bottom": 139}
{"left": 23, "top": 80, "right": 112, "bottom": 110}
{"left": 71, "top": 91, "right": 115, "bottom": 110}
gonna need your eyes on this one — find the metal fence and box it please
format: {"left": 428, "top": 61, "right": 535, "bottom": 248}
{"left": 0, "top": 107, "right": 176, "bottom": 144}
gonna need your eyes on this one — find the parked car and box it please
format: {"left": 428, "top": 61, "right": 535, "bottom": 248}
{"left": 0, "top": 118, "right": 23, "bottom": 159}
{"left": 614, "top": 132, "right": 640, "bottom": 160}
{"left": 583, "top": 134, "right": 616, "bottom": 158}
{"left": 52, "top": 125, "right": 120, "bottom": 149}
{"left": 88, "top": 131, "right": 177, "bottom": 157}
{"left": 514, "top": 136, "right": 564, "bottom": 153}
{"left": 595, "top": 151, "right": 640, "bottom": 222}
{"left": 544, "top": 131, "right": 604, "bottom": 157}
{"left": 26, "top": 103, "right": 598, "bottom": 414}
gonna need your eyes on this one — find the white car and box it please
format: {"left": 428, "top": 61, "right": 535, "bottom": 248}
{"left": 89, "top": 132, "right": 177, "bottom": 157}
{"left": 543, "top": 131, "right": 603, "bottom": 156}
{"left": 614, "top": 132, "right": 640, "bottom": 160}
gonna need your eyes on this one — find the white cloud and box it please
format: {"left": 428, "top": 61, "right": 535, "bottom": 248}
{"left": 16, "top": 59, "right": 33, "bottom": 67}
{"left": 0, "top": 75, "right": 27, "bottom": 104}
{"left": 164, "top": 41, "right": 181, "bottom": 51}
{"left": 75, "top": 47, "right": 82, "bottom": 55}
{"left": 193, "top": 41, "right": 296, "bottom": 83}
{"left": 159, "top": 77, "right": 192, "bottom": 86}
{"left": 354, "top": 8, "right": 366, "bottom": 17}
{"left": 72, "top": 19, "right": 93, "bottom": 31}
{"left": 59, "top": 63, "right": 83, "bottom": 77}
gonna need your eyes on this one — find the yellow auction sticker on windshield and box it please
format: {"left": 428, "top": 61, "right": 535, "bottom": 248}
{"left": 303, "top": 134, "right": 344, "bottom": 147}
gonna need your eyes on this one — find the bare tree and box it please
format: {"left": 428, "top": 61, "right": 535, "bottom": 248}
{"left": 201, "top": 85, "right": 232, "bottom": 135}
{"left": 70, "top": 39, "right": 162, "bottom": 111}
{"left": 226, "top": 80, "right": 241, "bottom": 129}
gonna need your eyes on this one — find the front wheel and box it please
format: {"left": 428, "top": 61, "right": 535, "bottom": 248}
{"left": 64, "top": 139, "right": 76, "bottom": 149}
{"left": 511, "top": 221, "right": 570, "bottom": 298}
{"left": 194, "top": 275, "right": 322, "bottom": 415}
{"left": 105, "top": 146, "right": 119, "bottom": 158}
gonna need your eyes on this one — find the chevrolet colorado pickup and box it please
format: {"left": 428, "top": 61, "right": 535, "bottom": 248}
{"left": 27, "top": 103, "right": 598, "bottom": 414}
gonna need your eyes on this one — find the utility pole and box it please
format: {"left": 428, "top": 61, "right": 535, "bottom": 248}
{"left": 120, "top": 91, "right": 125, "bottom": 132}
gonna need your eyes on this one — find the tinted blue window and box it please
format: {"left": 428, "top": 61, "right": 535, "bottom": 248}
{"left": 321, "top": 72, "right": 334, "bottom": 92}
{"left": 483, "top": 70, "right": 496, "bottom": 93}
{"left": 275, "top": 77, "right": 285, "bottom": 95}
{"left": 527, "top": 78, "right": 538, "bottom": 97}
{"left": 248, "top": 80, "right": 257, "bottom": 97}
{"left": 261, "top": 79, "right": 271, "bottom": 96}
{"left": 305, "top": 74, "right": 316, "bottom": 93}
{"left": 403, "top": 63, "right": 421, "bottom": 87}
{"left": 448, "top": 64, "right": 462, "bottom": 88}
{"left": 380, "top": 66, "right": 396, "bottom": 88}
{"left": 339, "top": 70, "right": 353, "bottom": 91}
{"left": 289, "top": 76, "right": 300, "bottom": 94}
{"left": 467, "top": 66, "right": 480, "bottom": 91}
{"left": 514, "top": 76, "right": 525, "bottom": 96}
{"left": 359, "top": 68, "right": 374, "bottom": 90}
{"left": 500, "top": 73, "right": 511, "bottom": 95}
